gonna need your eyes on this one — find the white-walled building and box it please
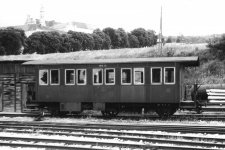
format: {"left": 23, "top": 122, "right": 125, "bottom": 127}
{"left": 2, "top": 5, "right": 98, "bottom": 37}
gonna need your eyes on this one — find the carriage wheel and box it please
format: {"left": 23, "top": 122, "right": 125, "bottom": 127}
{"left": 156, "top": 104, "right": 177, "bottom": 118}
{"left": 49, "top": 107, "right": 60, "bottom": 116}
{"left": 101, "top": 111, "right": 119, "bottom": 117}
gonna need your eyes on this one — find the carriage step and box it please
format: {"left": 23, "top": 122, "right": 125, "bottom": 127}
{"left": 180, "top": 101, "right": 196, "bottom": 108}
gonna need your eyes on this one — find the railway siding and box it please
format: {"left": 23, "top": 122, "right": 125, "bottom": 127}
{"left": 0, "top": 121, "right": 223, "bottom": 149}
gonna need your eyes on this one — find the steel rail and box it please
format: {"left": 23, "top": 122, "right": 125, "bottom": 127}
{"left": 3, "top": 112, "right": 225, "bottom": 120}
{"left": 1, "top": 125, "right": 225, "bottom": 143}
{"left": 0, "top": 121, "right": 225, "bottom": 134}
{"left": 0, "top": 135, "right": 217, "bottom": 150}
{"left": 0, "top": 121, "right": 223, "bottom": 149}
{"left": 2, "top": 129, "right": 225, "bottom": 149}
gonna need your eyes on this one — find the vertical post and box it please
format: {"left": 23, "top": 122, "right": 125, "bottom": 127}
{"left": 14, "top": 73, "right": 16, "bottom": 112}
{"left": 158, "top": 6, "right": 163, "bottom": 55}
{"left": 21, "top": 83, "right": 28, "bottom": 113}
{"left": 160, "top": 6, "right": 162, "bottom": 51}
{"left": 193, "top": 83, "right": 198, "bottom": 103}
{"left": 0, "top": 82, "right": 3, "bottom": 112}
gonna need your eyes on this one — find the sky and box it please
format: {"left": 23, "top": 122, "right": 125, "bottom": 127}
{"left": 0, "top": 0, "right": 225, "bottom": 36}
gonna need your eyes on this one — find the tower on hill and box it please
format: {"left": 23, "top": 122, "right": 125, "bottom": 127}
{"left": 40, "top": 4, "right": 45, "bottom": 26}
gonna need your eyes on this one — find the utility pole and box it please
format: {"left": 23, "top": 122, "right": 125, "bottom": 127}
{"left": 159, "top": 6, "right": 163, "bottom": 55}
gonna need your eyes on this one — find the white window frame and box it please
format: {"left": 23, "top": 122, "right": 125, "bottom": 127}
{"left": 164, "top": 67, "right": 175, "bottom": 84}
{"left": 121, "top": 68, "right": 132, "bottom": 85}
{"left": 76, "top": 69, "right": 87, "bottom": 85}
{"left": 39, "top": 69, "right": 48, "bottom": 86}
{"left": 93, "top": 68, "right": 103, "bottom": 85}
{"left": 65, "top": 69, "right": 75, "bottom": 85}
{"left": 105, "top": 68, "right": 115, "bottom": 85}
{"left": 134, "top": 68, "right": 145, "bottom": 85}
{"left": 50, "top": 69, "right": 60, "bottom": 85}
{"left": 151, "top": 67, "right": 162, "bottom": 85}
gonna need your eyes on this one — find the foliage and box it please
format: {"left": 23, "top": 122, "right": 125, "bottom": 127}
{"left": 5, "top": 26, "right": 158, "bottom": 55}
{"left": 103, "top": 27, "right": 119, "bottom": 48}
{"left": 93, "top": 29, "right": 111, "bottom": 49}
{"left": 207, "top": 34, "right": 225, "bottom": 60}
{"left": 128, "top": 33, "right": 139, "bottom": 48}
{"left": 116, "top": 28, "right": 129, "bottom": 48}
{"left": 146, "top": 30, "right": 157, "bottom": 46}
{"left": 92, "top": 33, "right": 103, "bottom": 50}
{"left": 166, "top": 36, "right": 172, "bottom": 43}
{"left": 67, "top": 31, "right": 83, "bottom": 51}
{"left": 24, "top": 31, "right": 63, "bottom": 54}
{"left": 81, "top": 33, "right": 95, "bottom": 50}
{"left": 130, "top": 28, "right": 157, "bottom": 47}
{"left": 0, "top": 27, "right": 27, "bottom": 55}
{"left": 131, "top": 28, "right": 148, "bottom": 47}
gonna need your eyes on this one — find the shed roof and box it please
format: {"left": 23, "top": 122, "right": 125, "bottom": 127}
{"left": 22, "top": 57, "right": 199, "bottom": 66}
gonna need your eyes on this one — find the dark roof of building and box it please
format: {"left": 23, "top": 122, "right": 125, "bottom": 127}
{"left": 23, "top": 57, "right": 199, "bottom": 66}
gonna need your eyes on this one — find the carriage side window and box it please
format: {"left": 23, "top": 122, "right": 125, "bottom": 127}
{"left": 77, "top": 69, "right": 86, "bottom": 85}
{"left": 39, "top": 69, "right": 48, "bottom": 85}
{"left": 65, "top": 69, "right": 75, "bottom": 85}
{"left": 134, "top": 68, "right": 145, "bottom": 85}
{"left": 164, "top": 67, "right": 175, "bottom": 84}
{"left": 93, "top": 69, "right": 103, "bottom": 85}
{"left": 105, "top": 68, "right": 115, "bottom": 85}
{"left": 121, "top": 68, "right": 132, "bottom": 85}
{"left": 50, "top": 69, "right": 60, "bottom": 85}
{"left": 151, "top": 67, "right": 162, "bottom": 84}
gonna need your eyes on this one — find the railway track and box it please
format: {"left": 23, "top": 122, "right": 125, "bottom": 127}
{"left": 3, "top": 112, "right": 225, "bottom": 121}
{"left": 0, "top": 121, "right": 223, "bottom": 149}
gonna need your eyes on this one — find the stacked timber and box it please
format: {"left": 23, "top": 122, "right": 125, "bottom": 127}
{"left": 206, "top": 89, "right": 225, "bottom": 105}
{"left": 0, "top": 74, "right": 16, "bottom": 112}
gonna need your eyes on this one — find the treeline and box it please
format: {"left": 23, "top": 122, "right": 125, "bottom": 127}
{"left": 165, "top": 35, "right": 208, "bottom": 44}
{"left": 0, "top": 27, "right": 157, "bottom": 55}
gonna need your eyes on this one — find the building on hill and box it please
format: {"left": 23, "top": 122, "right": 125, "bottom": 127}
{"left": 1, "top": 5, "right": 98, "bottom": 37}
{"left": 52, "top": 21, "right": 98, "bottom": 34}
{"left": 0, "top": 24, "right": 66, "bottom": 37}
{"left": 39, "top": 4, "right": 45, "bottom": 26}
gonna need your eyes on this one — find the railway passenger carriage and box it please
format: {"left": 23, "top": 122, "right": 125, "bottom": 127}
{"left": 23, "top": 57, "right": 199, "bottom": 117}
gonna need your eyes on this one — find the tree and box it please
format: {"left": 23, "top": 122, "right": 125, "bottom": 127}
{"left": 0, "top": 27, "right": 27, "bottom": 55}
{"left": 59, "top": 34, "right": 71, "bottom": 53}
{"left": 131, "top": 28, "right": 148, "bottom": 47}
{"left": 146, "top": 30, "right": 157, "bottom": 46}
{"left": 24, "top": 31, "right": 63, "bottom": 54}
{"left": 128, "top": 33, "right": 139, "bottom": 48}
{"left": 116, "top": 28, "right": 129, "bottom": 48}
{"left": 176, "top": 38, "right": 181, "bottom": 43}
{"left": 93, "top": 29, "right": 111, "bottom": 49}
{"left": 176, "top": 35, "right": 184, "bottom": 43}
{"left": 67, "top": 31, "right": 83, "bottom": 51}
{"left": 166, "top": 36, "right": 173, "bottom": 43}
{"left": 81, "top": 33, "right": 95, "bottom": 50}
{"left": 92, "top": 33, "right": 103, "bottom": 50}
{"left": 103, "top": 27, "right": 120, "bottom": 49}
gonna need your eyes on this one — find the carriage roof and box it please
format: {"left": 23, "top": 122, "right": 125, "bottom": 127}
{"left": 22, "top": 56, "right": 199, "bottom": 66}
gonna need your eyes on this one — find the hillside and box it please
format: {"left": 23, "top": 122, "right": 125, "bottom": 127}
{"left": 0, "top": 43, "right": 206, "bottom": 61}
